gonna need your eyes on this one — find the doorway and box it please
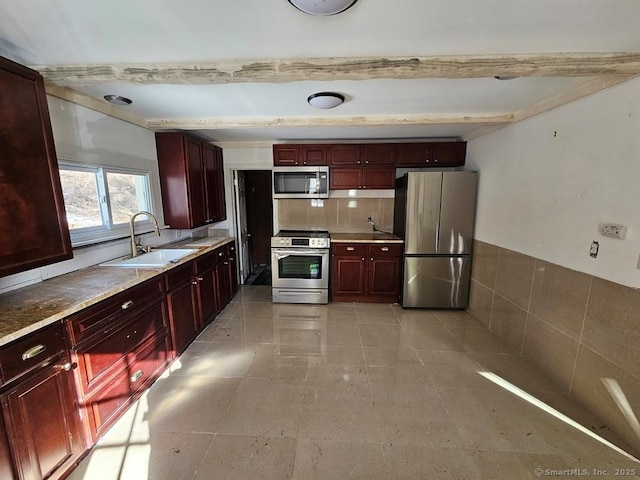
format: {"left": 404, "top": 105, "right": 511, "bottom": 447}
{"left": 233, "top": 170, "right": 273, "bottom": 285}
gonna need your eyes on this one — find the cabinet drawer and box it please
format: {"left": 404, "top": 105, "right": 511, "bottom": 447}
{"left": 369, "top": 244, "right": 403, "bottom": 257}
{"left": 67, "top": 279, "right": 164, "bottom": 346}
{"left": 165, "top": 262, "right": 194, "bottom": 291}
{"left": 74, "top": 302, "right": 167, "bottom": 395}
{"left": 84, "top": 333, "right": 169, "bottom": 441}
{"left": 195, "top": 251, "right": 216, "bottom": 273}
{"left": 0, "top": 323, "right": 65, "bottom": 386}
{"left": 332, "top": 244, "right": 367, "bottom": 256}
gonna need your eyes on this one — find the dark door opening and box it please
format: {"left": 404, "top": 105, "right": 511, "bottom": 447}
{"left": 243, "top": 170, "right": 273, "bottom": 283}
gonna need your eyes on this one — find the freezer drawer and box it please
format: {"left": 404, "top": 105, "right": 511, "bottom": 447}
{"left": 402, "top": 256, "right": 471, "bottom": 308}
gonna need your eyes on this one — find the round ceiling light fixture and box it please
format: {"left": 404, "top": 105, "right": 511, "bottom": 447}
{"left": 104, "top": 94, "right": 133, "bottom": 106}
{"left": 288, "top": 0, "right": 358, "bottom": 16}
{"left": 307, "top": 92, "right": 345, "bottom": 109}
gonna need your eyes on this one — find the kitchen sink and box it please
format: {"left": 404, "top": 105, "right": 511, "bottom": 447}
{"left": 100, "top": 248, "right": 198, "bottom": 268}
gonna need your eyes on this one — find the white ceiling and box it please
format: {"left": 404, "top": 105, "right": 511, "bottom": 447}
{"left": 1, "top": 0, "right": 640, "bottom": 144}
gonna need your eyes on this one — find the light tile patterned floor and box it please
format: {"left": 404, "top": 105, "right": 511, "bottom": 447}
{"left": 68, "top": 285, "right": 640, "bottom": 480}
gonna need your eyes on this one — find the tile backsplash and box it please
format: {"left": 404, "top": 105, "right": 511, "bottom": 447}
{"left": 277, "top": 197, "right": 394, "bottom": 233}
{"left": 468, "top": 240, "right": 640, "bottom": 455}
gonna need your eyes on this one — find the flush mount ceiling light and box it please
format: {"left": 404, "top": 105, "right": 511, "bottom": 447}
{"left": 104, "top": 94, "right": 133, "bottom": 105}
{"left": 288, "top": 0, "right": 358, "bottom": 16}
{"left": 307, "top": 92, "right": 345, "bottom": 109}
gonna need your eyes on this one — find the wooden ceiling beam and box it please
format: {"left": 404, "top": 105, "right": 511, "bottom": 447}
{"left": 35, "top": 53, "right": 640, "bottom": 87}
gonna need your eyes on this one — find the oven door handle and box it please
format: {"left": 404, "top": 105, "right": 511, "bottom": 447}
{"left": 272, "top": 249, "right": 327, "bottom": 258}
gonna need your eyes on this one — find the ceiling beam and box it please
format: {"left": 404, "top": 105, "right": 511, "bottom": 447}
{"left": 147, "top": 113, "right": 514, "bottom": 130}
{"left": 35, "top": 53, "right": 640, "bottom": 87}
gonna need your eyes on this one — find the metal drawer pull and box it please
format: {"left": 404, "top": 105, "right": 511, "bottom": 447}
{"left": 130, "top": 370, "right": 144, "bottom": 382}
{"left": 22, "top": 344, "right": 46, "bottom": 361}
{"left": 381, "top": 247, "right": 390, "bottom": 251}
{"left": 121, "top": 300, "right": 134, "bottom": 310}
{"left": 346, "top": 247, "right": 355, "bottom": 251}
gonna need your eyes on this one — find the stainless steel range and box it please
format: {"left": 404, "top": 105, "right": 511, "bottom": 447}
{"left": 271, "top": 230, "right": 330, "bottom": 304}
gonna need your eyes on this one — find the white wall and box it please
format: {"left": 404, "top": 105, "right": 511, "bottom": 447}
{"left": 467, "top": 77, "right": 640, "bottom": 288}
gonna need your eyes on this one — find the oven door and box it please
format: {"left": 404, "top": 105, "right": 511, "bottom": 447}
{"left": 271, "top": 248, "right": 330, "bottom": 289}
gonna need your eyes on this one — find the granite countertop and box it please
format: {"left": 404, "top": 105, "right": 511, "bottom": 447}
{"left": 330, "top": 232, "right": 404, "bottom": 243}
{"left": 0, "top": 237, "right": 234, "bottom": 347}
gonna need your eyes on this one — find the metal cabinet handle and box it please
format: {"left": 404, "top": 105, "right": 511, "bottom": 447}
{"left": 121, "top": 300, "right": 134, "bottom": 310}
{"left": 130, "top": 370, "right": 144, "bottom": 382}
{"left": 192, "top": 280, "right": 198, "bottom": 285}
{"left": 346, "top": 247, "right": 355, "bottom": 251}
{"left": 196, "top": 276, "right": 204, "bottom": 281}
{"left": 381, "top": 247, "right": 390, "bottom": 252}
{"left": 361, "top": 257, "right": 365, "bottom": 261}
{"left": 218, "top": 252, "right": 224, "bottom": 257}
{"left": 22, "top": 344, "right": 46, "bottom": 361}
{"left": 371, "top": 257, "right": 374, "bottom": 261}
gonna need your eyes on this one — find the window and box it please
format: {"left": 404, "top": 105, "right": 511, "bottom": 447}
{"left": 59, "top": 164, "right": 154, "bottom": 245}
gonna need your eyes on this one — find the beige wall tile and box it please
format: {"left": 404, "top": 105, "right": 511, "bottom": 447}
{"left": 571, "top": 345, "right": 640, "bottom": 455}
{"left": 530, "top": 261, "right": 591, "bottom": 341}
{"left": 471, "top": 240, "right": 499, "bottom": 288}
{"left": 522, "top": 313, "right": 579, "bottom": 393}
{"left": 582, "top": 277, "right": 640, "bottom": 379}
{"left": 490, "top": 294, "right": 528, "bottom": 354}
{"left": 494, "top": 247, "right": 536, "bottom": 309}
{"left": 278, "top": 197, "right": 394, "bottom": 233}
{"left": 468, "top": 279, "right": 494, "bottom": 327}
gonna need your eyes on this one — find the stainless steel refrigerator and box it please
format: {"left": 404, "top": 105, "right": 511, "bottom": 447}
{"left": 393, "top": 171, "right": 478, "bottom": 308}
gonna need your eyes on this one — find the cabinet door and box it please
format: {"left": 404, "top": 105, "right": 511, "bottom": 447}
{"left": 0, "top": 57, "right": 72, "bottom": 278}
{"left": 215, "top": 261, "right": 232, "bottom": 312}
{"left": 273, "top": 145, "right": 299, "bottom": 166}
{"left": 166, "top": 282, "right": 199, "bottom": 355}
{"left": 300, "top": 145, "right": 328, "bottom": 166}
{"left": 432, "top": 142, "right": 466, "bottom": 166}
{"left": 213, "top": 146, "right": 227, "bottom": 222}
{"left": 0, "top": 413, "right": 16, "bottom": 480}
{"left": 396, "top": 143, "right": 435, "bottom": 166}
{"left": 363, "top": 144, "right": 397, "bottom": 166}
{"left": 196, "top": 267, "right": 217, "bottom": 327}
{"left": 331, "top": 252, "right": 366, "bottom": 297}
{"left": 329, "top": 144, "right": 363, "bottom": 166}
{"left": 362, "top": 168, "right": 396, "bottom": 189}
{"left": 202, "top": 144, "right": 226, "bottom": 223}
{"left": 186, "top": 138, "right": 206, "bottom": 227}
{"left": 227, "top": 244, "right": 238, "bottom": 297}
{"left": 367, "top": 257, "right": 402, "bottom": 298}
{"left": 329, "top": 168, "right": 362, "bottom": 190}
{"left": 2, "top": 361, "right": 84, "bottom": 480}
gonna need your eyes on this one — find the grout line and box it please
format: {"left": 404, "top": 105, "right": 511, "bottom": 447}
{"left": 520, "top": 257, "right": 538, "bottom": 355}
{"left": 569, "top": 275, "right": 593, "bottom": 395}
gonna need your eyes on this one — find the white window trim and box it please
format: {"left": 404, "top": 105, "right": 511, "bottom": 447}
{"left": 59, "top": 160, "right": 158, "bottom": 247}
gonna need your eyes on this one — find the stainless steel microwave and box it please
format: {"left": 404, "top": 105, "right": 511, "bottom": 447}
{"left": 272, "top": 166, "right": 329, "bottom": 199}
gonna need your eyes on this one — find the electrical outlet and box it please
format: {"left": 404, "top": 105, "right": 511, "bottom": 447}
{"left": 590, "top": 241, "right": 599, "bottom": 258}
{"left": 600, "top": 223, "right": 627, "bottom": 239}
{"left": 367, "top": 216, "right": 372, "bottom": 222}
{"left": 637, "top": 254, "right": 640, "bottom": 270}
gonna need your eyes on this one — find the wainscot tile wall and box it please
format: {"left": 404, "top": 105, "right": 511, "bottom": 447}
{"left": 468, "top": 240, "right": 640, "bottom": 454}
{"left": 277, "top": 198, "right": 394, "bottom": 233}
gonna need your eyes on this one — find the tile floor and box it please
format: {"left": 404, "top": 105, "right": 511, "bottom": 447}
{"left": 68, "top": 286, "right": 640, "bottom": 480}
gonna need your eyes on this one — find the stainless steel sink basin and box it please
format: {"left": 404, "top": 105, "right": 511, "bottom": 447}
{"left": 100, "top": 248, "right": 198, "bottom": 268}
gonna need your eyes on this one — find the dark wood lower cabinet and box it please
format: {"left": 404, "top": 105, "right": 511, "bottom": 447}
{"left": 331, "top": 243, "right": 403, "bottom": 303}
{"left": 166, "top": 276, "right": 199, "bottom": 356}
{"left": 0, "top": 322, "right": 85, "bottom": 480}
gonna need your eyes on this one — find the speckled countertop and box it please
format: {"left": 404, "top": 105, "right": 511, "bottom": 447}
{"left": 0, "top": 237, "right": 234, "bottom": 347}
{"left": 330, "top": 232, "right": 404, "bottom": 243}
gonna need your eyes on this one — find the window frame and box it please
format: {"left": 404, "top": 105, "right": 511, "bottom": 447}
{"left": 58, "top": 161, "right": 157, "bottom": 246}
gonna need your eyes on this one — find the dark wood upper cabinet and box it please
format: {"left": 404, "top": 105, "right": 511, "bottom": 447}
{"left": 396, "top": 143, "right": 435, "bottom": 166}
{"left": 273, "top": 145, "right": 300, "bottom": 166}
{"left": 330, "top": 167, "right": 395, "bottom": 190}
{"left": 329, "top": 144, "right": 364, "bottom": 166}
{"left": 300, "top": 145, "right": 328, "bottom": 166}
{"left": 363, "top": 144, "right": 397, "bottom": 166}
{"left": 156, "top": 132, "right": 226, "bottom": 229}
{"left": 0, "top": 56, "right": 72, "bottom": 278}
{"left": 432, "top": 142, "right": 467, "bottom": 166}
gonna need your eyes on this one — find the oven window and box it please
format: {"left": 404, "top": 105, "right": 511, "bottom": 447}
{"left": 278, "top": 254, "right": 323, "bottom": 279}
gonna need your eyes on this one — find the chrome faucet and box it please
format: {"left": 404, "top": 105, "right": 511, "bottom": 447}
{"left": 129, "top": 211, "right": 161, "bottom": 257}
